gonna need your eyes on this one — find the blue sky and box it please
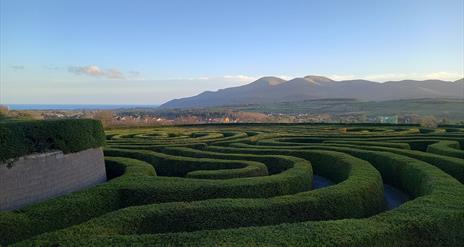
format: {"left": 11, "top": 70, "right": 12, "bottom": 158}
{"left": 1, "top": 0, "right": 463, "bottom": 104}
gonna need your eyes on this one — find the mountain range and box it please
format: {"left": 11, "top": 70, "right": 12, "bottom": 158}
{"left": 161, "top": 75, "right": 464, "bottom": 108}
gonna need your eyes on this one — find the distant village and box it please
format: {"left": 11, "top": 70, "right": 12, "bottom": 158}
{"left": 1, "top": 104, "right": 450, "bottom": 128}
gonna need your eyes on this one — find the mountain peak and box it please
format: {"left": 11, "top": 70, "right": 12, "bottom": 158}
{"left": 250, "top": 76, "right": 286, "bottom": 86}
{"left": 160, "top": 75, "right": 464, "bottom": 108}
{"left": 303, "top": 75, "right": 333, "bottom": 83}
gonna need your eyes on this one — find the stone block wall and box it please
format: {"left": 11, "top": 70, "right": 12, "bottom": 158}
{"left": 0, "top": 148, "right": 106, "bottom": 211}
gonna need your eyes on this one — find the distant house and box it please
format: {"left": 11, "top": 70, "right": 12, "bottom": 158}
{"left": 379, "top": 116, "right": 398, "bottom": 124}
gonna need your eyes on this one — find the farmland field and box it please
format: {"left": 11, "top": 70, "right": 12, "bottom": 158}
{"left": 2, "top": 123, "right": 464, "bottom": 246}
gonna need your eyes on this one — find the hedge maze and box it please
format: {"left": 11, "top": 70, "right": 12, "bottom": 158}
{"left": 1, "top": 123, "right": 464, "bottom": 246}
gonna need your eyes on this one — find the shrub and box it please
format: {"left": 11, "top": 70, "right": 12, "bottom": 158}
{"left": 0, "top": 119, "right": 105, "bottom": 162}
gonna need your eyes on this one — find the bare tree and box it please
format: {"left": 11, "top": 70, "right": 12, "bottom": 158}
{"left": 0, "top": 105, "right": 9, "bottom": 118}
{"left": 93, "top": 111, "right": 114, "bottom": 127}
{"left": 420, "top": 115, "right": 438, "bottom": 128}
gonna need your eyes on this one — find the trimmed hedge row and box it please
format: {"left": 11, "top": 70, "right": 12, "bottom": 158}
{"left": 105, "top": 148, "right": 295, "bottom": 180}
{"left": 177, "top": 122, "right": 421, "bottom": 127}
{"left": 1, "top": 143, "right": 386, "bottom": 244}
{"left": 106, "top": 130, "right": 247, "bottom": 146}
{"left": 427, "top": 140, "right": 464, "bottom": 159}
{"left": 0, "top": 119, "right": 105, "bottom": 162}
{"left": 0, "top": 156, "right": 155, "bottom": 245}
{"left": 230, "top": 141, "right": 464, "bottom": 183}
{"left": 0, "top": 150, "right": 306, "bottom": 245}
{"left": 0, "top": 147, "right": 307, "bottom": 245}
{"left": 15, "top": 143, "right": 464, "bottom": 246}
{"left": 256, "top": 136, "right": 464, "bottom": 151}
{"left": 322, "top": 140, "right": 411, "bottom": 149}
{"left": 196, "top": 145, "right": 464, "bottom": 246}
{"left": 13, "top": 148, "right": 385, "bottom": 244}
{"left": 3, "top": 125, "right": 464, "bottom": 246}
{"left": 328, "top": 143, "right": 464, "bottom": 183}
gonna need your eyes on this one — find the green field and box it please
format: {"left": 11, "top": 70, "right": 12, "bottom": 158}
{"left": 1, "top": 121, "right": 464, "bottom": 246}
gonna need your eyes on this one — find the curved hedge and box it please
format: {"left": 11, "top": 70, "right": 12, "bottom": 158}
{"left": 15, "top": 150, "right": 385, "bottom": 241}
{"left": 0, "top": 119, "right": 106, "bottom": 162}
{"left": 427, "top": 140, "right": 464, "bottom": 159}
{"left": 1, "top": 124, "right": 464, "bottom": 246}
{"left": 230, "top": 140, "right": 464, "bottom": 183}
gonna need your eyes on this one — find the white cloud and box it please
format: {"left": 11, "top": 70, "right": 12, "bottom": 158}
{"left": 105, "top": 69, "right": 125, "bottom": 79}
{"left": 183, "top": 76, "right": 210, "bottom": 81}
{"left": 422, "top": 72, "right": 463, "bottom": 81}
{"left": 276, "top": 75, "right": 294, "bottom": 81}
{"left": 68, "top": 65, "right": 126, "bottom": 79}
{"left": 162, "top": 75, "right": 258, "bottom": 83}
{"left": 222, "top": 75, "right": 258, "bottom": 82}
{"left": 328, "top": 74, "right": 357, "bottom": 81}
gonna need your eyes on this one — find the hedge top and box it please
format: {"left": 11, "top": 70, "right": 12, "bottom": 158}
{"left": 0, "top": 119, "right": 105, "bottom": 162}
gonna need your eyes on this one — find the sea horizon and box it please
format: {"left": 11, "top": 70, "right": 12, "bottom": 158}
{"left": 5, "top": 104, "right": 160, "bottom": 110}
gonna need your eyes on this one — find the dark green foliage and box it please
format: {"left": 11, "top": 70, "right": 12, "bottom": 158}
{"left": 2, "top": 124, "right": 464, "bottom": 246}
{"left": 427, "top": 140, "right": 464, "bottom": 159}
{"left": 438, "top": 124, "right": 464, "bottom": 128}
{"left": 419, "top": 127, "right": 436, "bottom": 133}
{"left": 11, "top": 149, "right": 386, "bottom": 245}
{"left": 0, "top": 119, "right": 105, "bottom": 161}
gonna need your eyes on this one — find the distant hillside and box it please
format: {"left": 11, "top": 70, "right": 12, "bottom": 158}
{"left": 225, "top": 98, "right": 464, "bottom": 120}
{"left": 161, "top": 75, "right": 464, "bottom": 108}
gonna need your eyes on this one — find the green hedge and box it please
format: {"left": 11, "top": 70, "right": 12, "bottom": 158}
{"left": 322, "top": 140, "right": 411, "bottom": 149}
{"left": 427, "top": 140, "right": 464, "bottom": 159}
{"left": 0, "top": 156, "right": 157, "bottom": 245}
{"left": 178, "top": 122, "right": 421, "bottom": 127}
{"left": 1, "top": 145, "right": 383, "bottom": 244}
{"left": 12, "top": 148, "right": 385, "bottom": 244}
{"left": 14, "top": 144, "right": 464, "bottom": 246}
{"left": 324, "top": 143, "right": 464, "bottom": 183}
{"left": 0, "top": 149, "right": 311, "bottom": 244}
{"left": 231, "top": 141, "right": 464, "bottom": 183}
{"left": 4, "top": 125, "right": 464, "bottom": 246}
{"left": 0, "top": 119, "right": 105, "bottom": 162}
{"left": 438, "top": 124, "right": 464, "bottom": 128}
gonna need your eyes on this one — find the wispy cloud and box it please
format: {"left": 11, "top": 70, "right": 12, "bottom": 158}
{"left": 422, "top": 72, "right": 463, "bottom": 81}
{"left": 156, "top": 75, "right": 258, "bottom": 83}
{"left": 10, "top": 65, "right": 25, "bottom": 70}
{"left": 222, "top": 75, "right": 258, "bottom": 82}
{"left": 68, "top": 65, "right": 126, "bottom": 79}
{"left": 105, "top": 69, "right": 125, "bottom": 79}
